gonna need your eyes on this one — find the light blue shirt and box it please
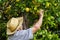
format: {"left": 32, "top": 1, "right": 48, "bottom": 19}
{"left": 8, "top": 28, "right": 33, "bottom": 40}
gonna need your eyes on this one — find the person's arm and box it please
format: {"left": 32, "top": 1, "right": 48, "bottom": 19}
{"left": 32, "top": 9, "right": 44, "bottom": 33}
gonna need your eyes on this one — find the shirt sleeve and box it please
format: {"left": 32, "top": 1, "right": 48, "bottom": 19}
{"left": 14, "top": 28, "right": 33, "bottom": 40}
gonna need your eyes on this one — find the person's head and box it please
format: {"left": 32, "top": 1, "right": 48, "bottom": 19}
{"left": 7, "top": 17, "right": 23, "bottom": 35}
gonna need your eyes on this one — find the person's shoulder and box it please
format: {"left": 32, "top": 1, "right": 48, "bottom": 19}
{"left": 14, "top": 28, "right": 33, "bottom": 36}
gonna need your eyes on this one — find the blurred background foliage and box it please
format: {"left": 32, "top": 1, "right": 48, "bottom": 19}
{"left": 0, "top": 0, "right": 60, "bottom": 40}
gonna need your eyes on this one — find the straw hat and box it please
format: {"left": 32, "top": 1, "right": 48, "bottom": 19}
{"left": 7, "top": 17, "right": 23, "bottom": 35}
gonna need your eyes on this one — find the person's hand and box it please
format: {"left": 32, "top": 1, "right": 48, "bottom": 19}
{"left": 39, "top": 9, "right": 44, "bottom": 17}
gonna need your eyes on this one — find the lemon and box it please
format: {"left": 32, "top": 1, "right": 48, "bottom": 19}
{"left": 46, "top": 2, "right": 50, "bottom": 8}
{"left": 16, "top": 0, "right": 20, "bottom": 2}
{"left": 54, "top": 3, "right": 57, "bottom": 6}
{"left": 25, "top": 8, "right": 30, "bottom": 12}
{"left": 34, "top": 7, "right": 37, "bottom": 11}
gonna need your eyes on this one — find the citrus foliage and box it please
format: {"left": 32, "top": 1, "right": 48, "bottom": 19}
{"left": 0, "top": 0, "right": 60, "bottom": 40}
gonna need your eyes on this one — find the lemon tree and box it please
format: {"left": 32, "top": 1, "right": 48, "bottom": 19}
{"left": 0, "top": 0, "right": 60, "bottom": 40}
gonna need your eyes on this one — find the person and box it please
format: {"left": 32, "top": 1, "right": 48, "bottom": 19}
{"left": 7, "top": 9, "right": 44, "bottom": 40}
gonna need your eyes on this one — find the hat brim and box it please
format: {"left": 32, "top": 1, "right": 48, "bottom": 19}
{"left": 7, "top": 25, "right": 20, "bottom": 35}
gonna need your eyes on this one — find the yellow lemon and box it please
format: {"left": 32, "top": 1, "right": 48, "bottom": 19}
{"left": 46, "top": 2, "right": 50, "bottom": 8}
{"left": 54, "top": 3, "right": 57, "bottom": 6}
{"left": 16, "top": 0, "right": 20, "bottom": 2}
{"left": 25, "top": 8, "right": 30, "bottom": 12}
